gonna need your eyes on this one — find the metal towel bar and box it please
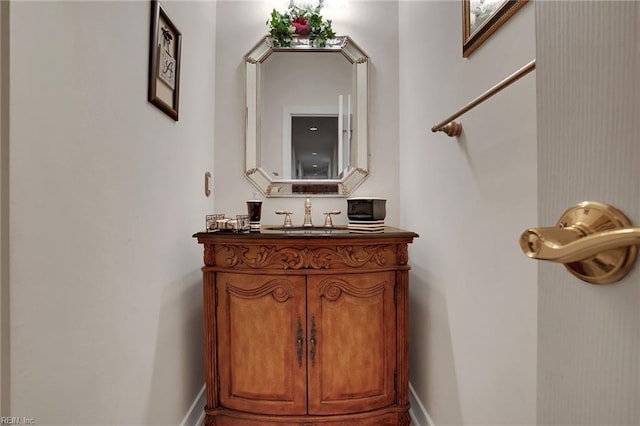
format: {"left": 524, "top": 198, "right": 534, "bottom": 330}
{"left": 432, "top": 60, "right": 536, "bottom": 137}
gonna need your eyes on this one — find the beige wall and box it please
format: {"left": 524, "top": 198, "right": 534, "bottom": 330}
{"left": 399, "top": 1, "right": 537, "bottom": 424}
{"left": 8, "top": 1, "right": 215, "bottom": 423}
{"left": 213, "top": 1, "right": 400, "bottom": 227}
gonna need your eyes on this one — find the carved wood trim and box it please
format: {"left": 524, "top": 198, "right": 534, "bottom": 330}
{"left": 204, "top": 244, "right": 216, "bottom": 266}
{"left": 396, "top": 271, "right": 410, "bottom": 408}
{"left": 226, "top": 279, "right": 295, "bottom": 302}
{"left": 216, "top": 244, "right": 394, "bottom": 270}
{"left": 318, "top": 278, "right": 386, "bottom": 301}
{"left": 203, "top": 273, "right": 218, "bottom": 410}
{"left": 205, "top": 407, "right": 411, "bottom": 424}
{"left": 397, "top": 244, "right": 409, "bottom": 265}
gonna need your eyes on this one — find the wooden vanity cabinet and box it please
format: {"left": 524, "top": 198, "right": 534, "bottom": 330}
{"left": 194, "top": 228, "right": 417, "bottom": 425}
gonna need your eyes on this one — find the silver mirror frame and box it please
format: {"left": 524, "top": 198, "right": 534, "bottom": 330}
{"left": 244, "top": 36, "right": 370, "bottom": 197}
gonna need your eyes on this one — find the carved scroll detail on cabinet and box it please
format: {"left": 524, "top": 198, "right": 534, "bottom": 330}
{"left": 318, "top": 278, "right": 386, "bottom": 301}
{"left": 216, "top": 244, "right": 393, "bottom": 270}
{"left": 226, "top": 279, "right": 295, "bottom": 302}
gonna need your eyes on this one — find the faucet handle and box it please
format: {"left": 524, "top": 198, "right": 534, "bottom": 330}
{"left": 323, "top": 210, "right": 341, "bottom": 228}
{"left": 275, "top": 210, "right": 293, "bottom": 228}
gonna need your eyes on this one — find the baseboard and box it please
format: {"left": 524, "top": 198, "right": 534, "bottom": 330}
{"left": 409, "top": 382, "right": 435, "bottom": 426}
{"left": 181, "top": 384, "right": 206, "bottom": 426}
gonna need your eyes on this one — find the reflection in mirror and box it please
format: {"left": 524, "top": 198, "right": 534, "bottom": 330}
{"left": 261, "top": 51, "right": 352, "bottom": 181}
{"left": 292, "top": 116, "right": 339, "bottom": 179}
{"left": 244, "top": 36, "right": 369, "bottom": 197}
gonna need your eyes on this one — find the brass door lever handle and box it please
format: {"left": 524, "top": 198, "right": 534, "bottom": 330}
{"left": 520, "top": 227, "right": 640, "bottom": 264}
{"left": 519, "top": 201, "right": 639, "bottom": 284}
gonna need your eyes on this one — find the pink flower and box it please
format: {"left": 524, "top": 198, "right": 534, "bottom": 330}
{"left": 293, "top": 17, "right": 308, "bottom": 25}
{"left": 292, "top": 17, "right": 310, "bottom": 35}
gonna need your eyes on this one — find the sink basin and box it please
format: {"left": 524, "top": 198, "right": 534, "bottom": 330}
{"left": 262, "top": 225, "right": 349, "bottom": 234}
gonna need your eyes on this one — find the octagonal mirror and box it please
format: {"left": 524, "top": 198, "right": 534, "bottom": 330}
{"left": 244, "top": 36, "right": 369, "bottom": 197}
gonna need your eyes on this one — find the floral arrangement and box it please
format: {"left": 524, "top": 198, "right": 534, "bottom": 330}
{"left": 267, "top": 2, "right": 336, "bottom": 48}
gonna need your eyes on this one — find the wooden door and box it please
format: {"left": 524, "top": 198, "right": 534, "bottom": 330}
{"left": 217, "top": 272, "right": 307, "bottom": 415}
{"left": 306, "top": 271, "right": 397, "bottom": 415}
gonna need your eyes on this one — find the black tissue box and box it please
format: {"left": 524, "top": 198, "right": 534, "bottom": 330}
{"left": 347, "top": 197, "right": 387, "bottom": 221}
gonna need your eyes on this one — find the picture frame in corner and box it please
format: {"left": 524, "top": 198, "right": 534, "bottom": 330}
{"left": 463, "top": 0, "right": 528, "bottom": 58}
{"left": 148, "top": 0, "right": 182, "bottom": 121}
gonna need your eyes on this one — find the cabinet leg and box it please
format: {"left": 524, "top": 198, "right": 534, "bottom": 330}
{"left": 203, "top": 414, "right": 217, "bottom": 426}
{"left": 400, "top": 412, "right": 412, "bottom": 426}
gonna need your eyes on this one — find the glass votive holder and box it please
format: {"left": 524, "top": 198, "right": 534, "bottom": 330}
{"left": 206, "top": 214, "right": 226, "bottom": 232}
{"left": 236, "top": 214, "right": 250, "bottom": 233}
{"left": 247, "top": 200, "right": 263, "bottom": 231}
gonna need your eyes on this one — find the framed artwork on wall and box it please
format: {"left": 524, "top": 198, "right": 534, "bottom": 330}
{"left": 463, "top": 0, "right": 528, "bottom": 58}
{"left": 148, "top": 0, "right": 182, "bottom": 121}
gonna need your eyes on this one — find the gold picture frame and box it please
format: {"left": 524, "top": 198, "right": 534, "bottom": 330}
{"left": 148, "top": 1, "right": 182, "bottom": 120}
{"left": 463, "top": 0, "right": 528, "bottom": 58}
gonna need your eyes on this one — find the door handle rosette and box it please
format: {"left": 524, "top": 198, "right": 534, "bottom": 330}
{"left": 519, "top": 201, "right": 640, "bottom": 284}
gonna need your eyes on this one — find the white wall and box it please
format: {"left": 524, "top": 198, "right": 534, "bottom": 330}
{"left": 399, "top": 1, "right": 537, "bottom": 424}
{"left": 214, "top": 1, "right": 399, "bottom": 227}
{"left": 8, "top": 1, "right": 215, "bottom": 423}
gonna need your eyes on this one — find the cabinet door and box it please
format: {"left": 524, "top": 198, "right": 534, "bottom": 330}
{"left": 307, "top": 272, "right": 397, "bottom": 415}
{"left": 217, "top": 273, "right": 307, "bottom": 415}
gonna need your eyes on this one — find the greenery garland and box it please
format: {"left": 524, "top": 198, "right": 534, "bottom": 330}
{"left": 267, "top": 3, "right": 336, "bottom": 48}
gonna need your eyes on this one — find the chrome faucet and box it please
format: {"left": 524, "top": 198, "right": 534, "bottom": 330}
{"left": 323, "top": 210, "right": 341, "bottom": 228}
{"left": 275, "top": 210, "right": 293, "bottom": 227}
{"left": 303, "top": 198, "right": 313, "bottom": 227}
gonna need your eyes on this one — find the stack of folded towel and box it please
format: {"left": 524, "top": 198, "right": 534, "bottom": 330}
{"left": 347, "top": 219, "right": 385, "bottom": 233}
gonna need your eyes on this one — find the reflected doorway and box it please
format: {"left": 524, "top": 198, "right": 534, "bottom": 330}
{"left": 291, "top": 116, "right": 339, "bottom": 179}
